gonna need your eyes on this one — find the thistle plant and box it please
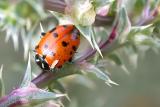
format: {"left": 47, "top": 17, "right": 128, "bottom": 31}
{"left": 0, "top": 0, "right": 160, "bottom": 107}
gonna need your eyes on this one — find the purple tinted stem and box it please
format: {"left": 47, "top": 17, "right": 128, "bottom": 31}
{"left": 32, "top": 69, "right": 78, "bottom": 88}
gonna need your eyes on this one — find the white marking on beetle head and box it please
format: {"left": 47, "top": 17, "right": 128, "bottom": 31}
{"left": 42, "top": 63, "right": 44, "bottom": 68}
{"left": 50, "top": 60, "right": 59, "bottom": 69}
{"left": 35, "top": 59, "right": 40, "bottom": 62}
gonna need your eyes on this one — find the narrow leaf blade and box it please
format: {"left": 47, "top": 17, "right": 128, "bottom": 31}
{"left": 76, "top": 25, "right": 94, "bottom": 49}
{"left": 0, "top": 65, "right": 5, "bottom": 97}
{"left": 118, "top": 6, "right": 131, "bottom": 43}
{"left": 20, "top": 53, "right": 32, "bottom": 88}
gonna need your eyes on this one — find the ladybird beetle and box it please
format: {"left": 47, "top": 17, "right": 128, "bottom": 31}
{"left": 35, "top": 25, "right": 80, "bottom": 71}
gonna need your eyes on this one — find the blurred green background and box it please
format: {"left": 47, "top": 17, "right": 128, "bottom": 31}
{"left": 0, "top": 0, "right": 160, "bottom": 107}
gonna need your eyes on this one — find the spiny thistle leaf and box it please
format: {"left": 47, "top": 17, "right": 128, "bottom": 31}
{"left": 48, "top": 81, "right": 66, "bottom": 93}
{"left": 20, "top": 53, "right": 31, "bottom": 88}
{"left": 79, "top": 61, "right": 119, "bottom": 86}
{"left": 117, "top": 6, "right": 131, "bottom": 43}
{"left": 0, "top": 0, "right": 45, "bottom": 59}
{"left": 105, "top": 53, "right": 130, "bottom": 74}
{"left": 130, "top": 24, "right": 153, "bottom": 35}
{"left": 137, "top": 0, "right": 160, "bottom": 25}
{"left": 21, "top": 29, "right": 30, "bottom": 60}
{"left": 76, "top": 25, "right": 94, "bottom": 49}
{"left": 12, "top": 31, "right": 19, "bottom": 51}
{"left": 25, "top": 0, "right": 46, "bottom": 19}
{"left": 133, "top": 34, "right": 160, "bottom": 47}
{"left": 5, "top": 27, "right": 12, "bottom": 43}
{"left": 0, "top": 87, "right": 66, "bottom": 107}
{"left": 120, "top": 65, "right": 130, "bottom": 75}
{"left": 108, "top": 53, "right": 122, "bottom": 66}
{"left": 153, "top": 21, "right": 160, "bottom": 39}
{"left": 76, "top": 25, "right": 103, "bottom": 57}
{"left": 128, "top": 23, "right": 160, "bottom": 48}
{"left": 91, "top": 26, "right": 103, "bottom": 58}
{"left": 22, "top": 23, "right": 38, "bottom": 60}
{"left": 0, "top": 65, "right": 5, "bottom": 97}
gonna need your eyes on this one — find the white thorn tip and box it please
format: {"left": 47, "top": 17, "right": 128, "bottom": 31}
{"left": 105, "top": 79, "right": 119, "bottom": 87}
{"left": 0, "top": 65, "right": 4, "bottom": 78}
{"left": 40, "top": 23, "right": 44, "bottom": 32}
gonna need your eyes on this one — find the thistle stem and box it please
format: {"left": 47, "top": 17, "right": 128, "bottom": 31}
{"left": 32, "top": 69, "right": 78, "bottom": 88}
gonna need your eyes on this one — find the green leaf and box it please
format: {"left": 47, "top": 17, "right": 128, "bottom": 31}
{"left": 20, "top": 53, "right": 32, "bottom": 88}
{"left": 0, "top": 87, "right": 66, "bottom": 107}
{"left": 90, "top": 65, "right": 118, "bottom": 86}
{"left": 129, "top": 24, "right": 153, "bottom": 36}
{"left": 153, "top": 21, "right": 160, "bottom": 39}
{"left": 120, "top": 65, "right": 130, "bottom": 75}
{"left": 91, "top": 26, "right": 103, "bottom": 58}
{"left": 76, "top": 25, "right": 103, "bottom": 57}
{"left": 108, "top": 53, "right": 122, "bottom": 65}
{"left": 0, "top": 65, "right": 5, "bottom": 97}
{"left": 48, "top": 81, "right": 66, "bottom": 93}
{"left": 107, "top": 52, "right": 130, "bottom": 74}
{"left": 27, "top": 89, "right": 66, "bottom": 103}
{"left": 24, "top": 0, "right": 46, "bottom": 19}
{"left": 133, "top": 34, "right": 160, "bottom": 47}
{"left": 21, "top": 22, "right": 38, "bottom": 60}
{"left": 117, "top": 6, "right": 131, "bottom": 43}
{"left": 76, "top": 25, "right": 94, "bottom": 48}
{"left": 80, "top": 61, "right": 118, "bottom": 86}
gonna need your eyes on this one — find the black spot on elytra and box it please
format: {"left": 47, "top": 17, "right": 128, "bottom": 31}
{"left": 63, "top": 25, "right": 67, "bottom": 28}
{"left": 68, "top": 57, "right": 72, "bottom": 62}
{"left": 72, "top": 46, "right": 77, "bottom": 51}
{"left": 70, "top": 51, "right": 73, "bottom": 55}
{"left": 35, "top": 45, "right": 39, "bottom": 49}
{"left": 49, "top": 27, "right": 56, "bottom": 33}
{"left": 42, "top": 55, "right": 46, "bottom": 59}
{"left": 51, "top": 52, "right": 55, "bottom": 56}
{"left": 53, "top": 32, "right": 58, "bottom": 38}
{"left": 62, "top": 41, "right": 69, "bottom": 47}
